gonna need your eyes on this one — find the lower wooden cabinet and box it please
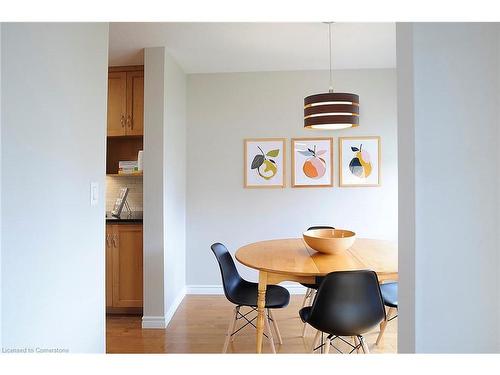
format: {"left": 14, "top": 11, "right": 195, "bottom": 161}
{"left": 106, "top": 223, "right": 143, "bottom": 311}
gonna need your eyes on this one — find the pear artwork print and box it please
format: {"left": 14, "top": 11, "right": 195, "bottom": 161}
{"left": 340, "top": 136, "right": 381, "bottom": 187}
{"left": 250, "top": 146, "right": 279, "bottom": 180}
{"left": 292, "top": 138, "right": 333, "bottom": 187}
{"left": 349, "top": 144, "right": 372, "bottom": 178}
{"left": 244, "top": 139, "right": 286, "bottom": 188}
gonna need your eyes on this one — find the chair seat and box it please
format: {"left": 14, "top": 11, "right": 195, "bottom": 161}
{"left": 229, "top": 281, "right": 290, "bottom": 308}
{"left": 299, "top": 306, "right": 312, "bottom": 323}
{"left": 380, "top": 282, "right": 398, "bottom": 308}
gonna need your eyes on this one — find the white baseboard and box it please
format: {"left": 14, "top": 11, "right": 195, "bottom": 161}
{"left": 165, "top": 287, "right": 186, "bottom": 327}
{"left": 186, "top": 284, "right": 307, "bottom": 295}
{"left": 142, "top": 315, "right": 167, "bottom": 329}
{"left": 142, "top": 286, "right": 187, "bottom": 329}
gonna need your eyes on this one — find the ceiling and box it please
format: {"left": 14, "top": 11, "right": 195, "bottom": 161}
{"left": 109, "top": 23, "right": 396, "bottom": 73}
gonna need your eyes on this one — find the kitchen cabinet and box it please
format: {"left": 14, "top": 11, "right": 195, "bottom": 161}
{"left": 126, "top": 70, "right": 144, "bottom": 136}
{"left": 106, "top": 223, "right": 143, "bottom": 311}
{"left": 106, "top": 230, "right": 113, "bottom": 308}
{"left": 107, "top": 66, "right": 144, "bottom": 137}
{"left": 107, "top": 72, "right": 127, "bottom": 137}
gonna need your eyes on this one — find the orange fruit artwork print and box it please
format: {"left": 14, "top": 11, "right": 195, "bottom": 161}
{"left": 299, "top": 145, "right": 327, "bottom": 179}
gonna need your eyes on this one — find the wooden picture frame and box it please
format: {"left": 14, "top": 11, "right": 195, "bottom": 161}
{"left": 291, "top": 137, "right": 333, "bottom": 188}
{"left": 339, "top": 136, "right": 381, "bottom": 187}
{"left": 244, "top": 138, "right": 286, "bottom": 188}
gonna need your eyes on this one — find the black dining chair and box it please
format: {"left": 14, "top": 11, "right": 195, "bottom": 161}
{"left": 211, "top": 242, "right": 290, "bottom": 353}
{"left": 375, "top": 281, "right": 398, "bottom": 345}
{"left": 300, "top": 225, "right": 334, "bottom": 337}
{"left": 300, "top": 270, "right": 386, "bottom": 354}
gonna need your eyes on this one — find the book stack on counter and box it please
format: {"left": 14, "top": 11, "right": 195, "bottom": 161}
{"left": 118, "top": 160, "right": 140, "bottom": 175}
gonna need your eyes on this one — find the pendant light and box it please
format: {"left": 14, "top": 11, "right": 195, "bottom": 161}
{"left": 304, "top": 23, "right": 359, "bottom": 130}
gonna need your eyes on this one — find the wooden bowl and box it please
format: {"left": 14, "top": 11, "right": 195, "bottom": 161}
{"left": 303, "top": 228, "right": 356, "bottom": 255}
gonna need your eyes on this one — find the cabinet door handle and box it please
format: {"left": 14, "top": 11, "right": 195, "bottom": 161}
{"left": 126, "top": 115, "right": 131, "bottom": 129}
{"left": 113, "top": 234, "right": 119, "bottom": 248}
{"left": 120, "top": 114, "right": 125, "bottom": 128}
{"left": 106, "top": 234, "right": 109, "bottom": 247}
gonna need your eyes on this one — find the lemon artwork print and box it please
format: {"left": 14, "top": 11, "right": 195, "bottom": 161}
{"left": 349, "top": 144, "right": 372, "bottom": 178}
{"left": 299, "top": 145, "right": 327, "bottom": 179}
{"left": 251, "top": 146, "right": 279, "bottom": 180}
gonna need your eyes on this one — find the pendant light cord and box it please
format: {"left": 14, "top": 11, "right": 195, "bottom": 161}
{"left": 328, "top": 22, "right": 333, "bottom": 93}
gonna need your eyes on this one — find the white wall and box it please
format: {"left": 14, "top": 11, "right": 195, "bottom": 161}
{"left": 498, "top": 25, "right": 500, "bottom": 354}
{"left": 164, "top": 53, "right": 187, "bottom": 321}
{"left": 397, "top": 22, "right": 500, "bottom": 353}
{"left": 143, "top": 47, "right": 187, "bottom": 328}
{"left": 186, "top": 69, "right": 398, "bottom": 286}
{"left": 395, "top": 23, "right": 416, "bottom": 354}
{"left": 0, "top": 23, "right": 2, "bottom": 349}
{"left": 1, "top": 23, "right": 108, "bottom": 352}
{"left": 143, "top": 47, "right": 166, "bottom": 327}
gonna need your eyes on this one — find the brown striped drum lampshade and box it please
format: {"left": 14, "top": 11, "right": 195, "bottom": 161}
{"left": 304, "top": 92, "right": 359, "bottom": 130}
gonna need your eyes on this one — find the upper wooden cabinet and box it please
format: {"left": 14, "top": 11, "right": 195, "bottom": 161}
{"left": 126, "top": 71, "right": 144, "bottom": 136}
{"left": 107, "top": 72, "right": 127, "bottom": 136}
{"left": 107, "top": 66, "right": 144, "bottom": 137}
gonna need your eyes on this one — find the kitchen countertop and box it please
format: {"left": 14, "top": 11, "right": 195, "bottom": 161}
{"left": 106, "top": 211, "right": 143, "bottom": 224}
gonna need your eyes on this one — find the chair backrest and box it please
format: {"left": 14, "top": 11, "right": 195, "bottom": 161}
{"left": 308, "top": 270, "right": 386, "bottom": 336}
{"left": 307, "top": 226, "right": 335, "bottom": 231}
{"left": 210, "top": 243, "right": 244, "bottom": 304}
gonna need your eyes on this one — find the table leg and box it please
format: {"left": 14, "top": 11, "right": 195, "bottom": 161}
{"left": 256, "top": 271, "right": 268, "bottom": 353}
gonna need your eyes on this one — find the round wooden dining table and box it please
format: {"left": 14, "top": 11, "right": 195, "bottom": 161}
{"left": 235, "top": 237, "right": 398, "bottom": 353}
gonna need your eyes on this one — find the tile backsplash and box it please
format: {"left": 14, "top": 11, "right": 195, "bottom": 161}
{"left": 106, "top": 176, "right": 143, "bottom": 212}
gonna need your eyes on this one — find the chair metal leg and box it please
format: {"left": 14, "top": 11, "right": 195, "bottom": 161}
{"left": 264, "top": 312, "right": 276, "bottom": 353}
{"left": 223, "top": 306, "right": 239, "bottom": 353}
{"left": 359, "top": 335, "right": 369, "bottom": 354}
{"left": 311, "top": 330, "right": 321, "bottom": 353}
{"left": 268, "top": 309, "right": 283, "bottom": 345}
{"left": 375, "top": 306, "right": 397, "bottom": 345}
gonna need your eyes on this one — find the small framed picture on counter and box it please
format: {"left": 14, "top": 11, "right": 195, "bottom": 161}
{"left": 111, "top": 187, "right": 130, "bottom": 217}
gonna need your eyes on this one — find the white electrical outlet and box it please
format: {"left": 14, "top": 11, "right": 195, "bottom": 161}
{"left": 90, "top": 182, "right": 99, "bottom": 207}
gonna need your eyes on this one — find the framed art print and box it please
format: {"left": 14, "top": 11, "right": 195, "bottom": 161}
{"left": 244, "top": 138, "right": 286, "bottom": 188}
{"left": 339, "top": 136, "right": 381, "bottom": 187}
{"left": 291, "top": 138, "right": 333, "bottom": 187}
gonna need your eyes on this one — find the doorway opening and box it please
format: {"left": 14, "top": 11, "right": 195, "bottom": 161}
{"left": 104, "top": 65, "right": 144, "bottom": 328}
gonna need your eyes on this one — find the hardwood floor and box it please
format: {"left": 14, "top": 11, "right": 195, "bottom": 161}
{"left": 106, "top": 295, "right": 397, "bottom": 354}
